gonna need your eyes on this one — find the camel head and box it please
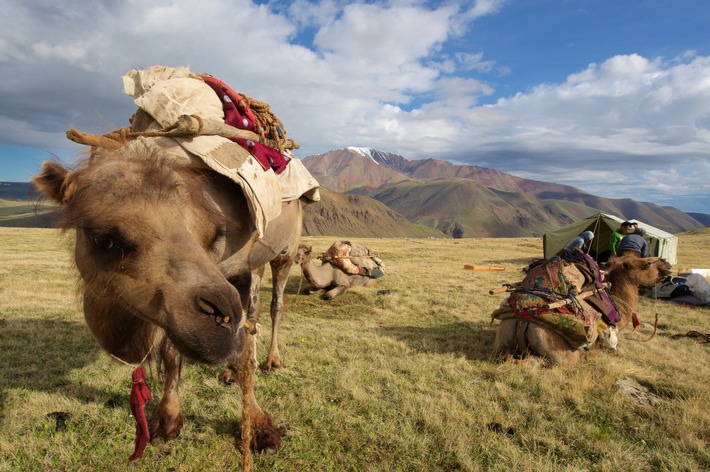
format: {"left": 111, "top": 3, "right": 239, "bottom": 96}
{"left": 34, "top": 144, "right": 247, "bottom": 365}
{"left": 606, "top": 256, "right": 673, "bottom": 287}
{"left": 295, "top": 243, "right": 313, "bottom": 265}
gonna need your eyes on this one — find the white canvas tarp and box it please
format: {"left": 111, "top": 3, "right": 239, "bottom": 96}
{"left": 121, "top": 65, "right": 320, "bottom": 237}
{"left": 543, "top": 213, "right": 678, "bottom": 264}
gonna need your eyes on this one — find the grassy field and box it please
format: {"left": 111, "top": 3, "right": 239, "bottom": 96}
{"left": 0, "top": 199, "right": 56, "bottom": 228}
{"left": 1, "top": 227, "right": 709, "bottom": 471}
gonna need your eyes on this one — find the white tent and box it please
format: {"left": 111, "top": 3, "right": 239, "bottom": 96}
{"left": 543, "top": 213, "right": 678, "bottom": 264}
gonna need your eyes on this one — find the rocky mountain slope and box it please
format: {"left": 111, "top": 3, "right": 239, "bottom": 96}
{"left": 302, "top": 188, "right": 445, "bottom": 238}
{"left": 303, "top": 148, "right": 704, "bottom": 237}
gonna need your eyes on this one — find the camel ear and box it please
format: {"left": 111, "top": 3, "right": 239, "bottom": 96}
{"left": 33, "top": 161, "right": 74, "bottom": 204}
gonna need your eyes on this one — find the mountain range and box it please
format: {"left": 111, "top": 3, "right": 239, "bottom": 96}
{"left": 301, "top": 147, "right": 704, "bottom": 238}
{"left": 2, "top": 148, "right": 706, "bottom": 238}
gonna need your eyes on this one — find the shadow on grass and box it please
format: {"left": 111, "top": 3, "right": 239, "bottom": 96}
{"left": 0, "top": 317, "right": 104, "bottom": 421}
{"left": 378, "top": 320, "right": 498, "bottom": 362}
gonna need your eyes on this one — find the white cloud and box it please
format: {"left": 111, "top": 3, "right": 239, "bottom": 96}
{"left": 0, "top": 0, "right": 708, "bottom": 211}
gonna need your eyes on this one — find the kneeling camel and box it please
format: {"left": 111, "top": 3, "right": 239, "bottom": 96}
{"left": 492, "top": 256, "right": 672, "bottom": 366}
{"left": 295, "top": 244, "right": 376, "bottom": 300}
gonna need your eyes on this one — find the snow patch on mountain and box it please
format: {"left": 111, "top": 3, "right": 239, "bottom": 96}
{"left": 346, "top": 146, "right": 378, "bottom": 164}
{"left": 344, "top": 147, "right": 408, "bottom": 169}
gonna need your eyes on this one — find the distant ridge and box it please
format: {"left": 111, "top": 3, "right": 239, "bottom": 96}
{"left": 303, "top": 148, "right": 705, "bottom": 237}
{"left": 688, "top": 213, "right": 710, "bottom": 226}
{"left": 0, "top": 178, "right": 446, "bottom": 238}
{"left": 0, "top": 182, "right": 39, "bottom": 200}
{"left": 2, "top": 157, "right": 707, "bottom": 239}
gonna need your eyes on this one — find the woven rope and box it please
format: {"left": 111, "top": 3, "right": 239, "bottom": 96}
{"left": 242, "top": 95, "right": 299, "bottom": 152}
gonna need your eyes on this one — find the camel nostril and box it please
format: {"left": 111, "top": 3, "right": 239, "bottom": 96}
{"left": 195, "top": 293, "right": 238, "bottom": 328}
{"left": 196, "top": 297, "right": 217, "bottom": 316}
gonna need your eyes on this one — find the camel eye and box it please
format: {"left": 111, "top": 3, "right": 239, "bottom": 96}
{"left": 94, "top": 235, "right": 114, "bottom": 249}
{"left": 209, "top": 224, "right": 227, "bottom": 249}
{"left": 85, "top": 228, "right": 133, "bottom": 257}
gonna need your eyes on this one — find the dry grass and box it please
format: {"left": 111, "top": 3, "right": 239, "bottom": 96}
{"left": 1, "top": 228, "right": 709, "bottom": 471}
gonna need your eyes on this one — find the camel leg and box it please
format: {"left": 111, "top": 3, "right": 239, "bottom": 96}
{"left": 263, "top": 256, "right": 294, "bottom": 371}
{"left": 525, "top": 324, "right": 581, "bottom": 366}
{"left": 493, "top": 318, "right": 578, "bottom": 367}
{"left": 219, "top": 268, "right": 261, "bottom": 385}
{"left": 235, "top": 331, "right": 284, "bottom": 467}
{"left": 492, "top": 318, "right": 519, "bottom": 358}
{"left": 324, "top": 285, "right": 349, "bottom": 300}
{"left": 149, "top": 342, "right": 185, "bottom": 441}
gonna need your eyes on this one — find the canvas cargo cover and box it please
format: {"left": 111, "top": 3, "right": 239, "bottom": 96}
{"left": 121, "top": 65, "right": 320, "bottom": 237}
{"left": 543, "top": 213, "right": 678, "bottom": 264}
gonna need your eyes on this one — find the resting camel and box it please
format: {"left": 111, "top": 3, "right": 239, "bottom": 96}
{"left": 491, "top": 256, "right": 672, "bottom": 366}
{"left": 34, "top": 143, "right": 301, "bottom": 465}
{"left": 295, "top": 244, "right": 376, "bottom": 300}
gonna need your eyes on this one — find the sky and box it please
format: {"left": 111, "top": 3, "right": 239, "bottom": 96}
{"left": 1, "top": 0, "right": 709, "bottom": 213}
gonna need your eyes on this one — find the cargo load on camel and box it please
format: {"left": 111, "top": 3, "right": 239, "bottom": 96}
{"left": 493, "top": 253, "right": 619, "bottom": 350}
{"left": 323, "top": 240, "right": 385, "bottom": 279}
{"left": 67, "top": 65, "right": 320, "bottom": 237}
{"left": 294, "top": 241, "right": 385, "bottom": 300}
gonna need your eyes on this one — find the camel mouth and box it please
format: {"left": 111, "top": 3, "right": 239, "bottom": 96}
{"left": 164, "top": 310, "right": 244, "bottom": 365}
{"left": 167, "top": 326, "right": 243, "bottom": 365}
{"left": 657, "top": 263, "right": 673, "bottom": 280}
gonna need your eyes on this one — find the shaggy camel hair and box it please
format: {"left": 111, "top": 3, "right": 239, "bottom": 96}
{"left": 295, "top": 244, "right": 376, "bottom": 300}
{"left": 34, "top": 143, "right": 302, "bottom": 463}
{"left": 492, "top": 256, "right": 672, "bottom": 367}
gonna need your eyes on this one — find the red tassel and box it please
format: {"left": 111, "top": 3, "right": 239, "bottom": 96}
{"left": 128, "top": 366, "right": 152, "bottom": 461}
{"left": 631, "top": 312, "right": 641, "bottom": 333}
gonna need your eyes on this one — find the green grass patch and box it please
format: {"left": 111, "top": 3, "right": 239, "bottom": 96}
{"left": 1, "top": 228, "right": 709, "bottom": 470}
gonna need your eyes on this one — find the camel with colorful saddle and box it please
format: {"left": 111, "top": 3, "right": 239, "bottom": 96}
{"left": 490, "top": 253, "right": 672, "bottom": 366}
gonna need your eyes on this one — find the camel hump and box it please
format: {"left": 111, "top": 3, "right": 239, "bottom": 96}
{"left": 324, "top": 240, "right": 385, "bottom": 278}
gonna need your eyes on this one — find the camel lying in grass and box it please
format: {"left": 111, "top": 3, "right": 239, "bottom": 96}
{"left": 491, "top": 256, "right": 672, "bottom": 366}
{"left": 295, "top": 244, "right": 377, "bottom": 300}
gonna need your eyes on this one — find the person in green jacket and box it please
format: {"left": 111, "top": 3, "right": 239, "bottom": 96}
{"left": 610, "top": 221, "right": 636, "bottom": 257}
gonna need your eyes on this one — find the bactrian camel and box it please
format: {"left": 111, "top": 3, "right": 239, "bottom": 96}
{"left": 34, "top": 143, "right": 302, "bottom": 465}
{"left": 492, "top": 256, "right": 672, "bottom": 366}
{"left": 295, "top": 244, "right": 376, "bottom": 300}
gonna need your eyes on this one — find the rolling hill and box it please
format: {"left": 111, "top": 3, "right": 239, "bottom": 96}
{"left": 0, "top": 181, "right": 446, "bottom": 239}
{"left": 303, "top": 188, "right": 445, "bottom": 238}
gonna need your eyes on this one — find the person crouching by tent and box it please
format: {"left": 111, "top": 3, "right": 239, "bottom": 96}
{"left": 610, "top": 221, "right": 637, "bottom": 257}
{"left": 562, "top": 230, "right": 594, "bottom": 261}
{"left": 616, "top": 227, "right": 649, "bottom": 258}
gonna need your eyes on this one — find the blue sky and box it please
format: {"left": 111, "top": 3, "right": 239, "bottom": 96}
{"left": 1, "top": 0, "right": 709, "bottom": 213}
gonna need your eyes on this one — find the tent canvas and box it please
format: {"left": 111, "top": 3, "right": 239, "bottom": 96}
{"left": 543, "top": 213, "right": 678, "bottom": 265}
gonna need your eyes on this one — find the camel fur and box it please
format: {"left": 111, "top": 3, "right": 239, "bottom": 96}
{"left": 295, "top": 244, "right": 376, "bottom": 300}
{"left": 492, "top": 256, "right": 672, "bottom": 366}
{"left": 34, "top": 142, "right": 303, "bottom": 463}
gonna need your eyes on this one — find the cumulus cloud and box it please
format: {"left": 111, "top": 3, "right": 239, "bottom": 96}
{"left": 0, "top": 0, "right": 708, "bottom": 211}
